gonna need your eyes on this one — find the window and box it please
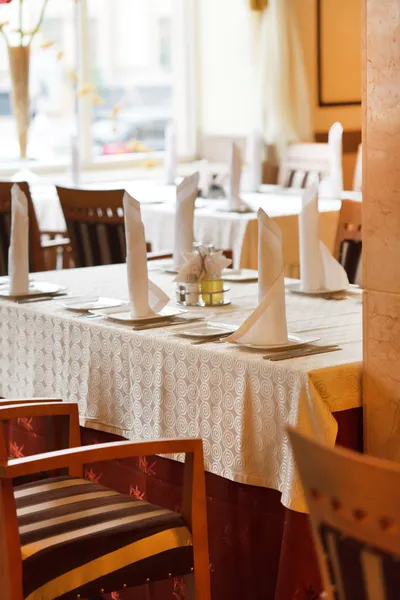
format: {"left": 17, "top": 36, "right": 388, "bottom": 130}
{"left": 0, "top": 1, "right": 75, "bottom": 164}
{"left": 0, "top": 0, "right": 194, "bottom": 171}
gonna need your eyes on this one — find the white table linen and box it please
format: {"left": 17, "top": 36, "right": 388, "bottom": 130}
{"left": 0, "top": 263, "right": 362, "bottom": 513}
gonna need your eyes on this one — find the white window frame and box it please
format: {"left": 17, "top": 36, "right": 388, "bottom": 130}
{"left": 0, "top": 0, "right": 197, "bottom": 176}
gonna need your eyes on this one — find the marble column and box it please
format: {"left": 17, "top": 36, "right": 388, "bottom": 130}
{"left": 363, "top": 0, "right": 400, "bottom": 458}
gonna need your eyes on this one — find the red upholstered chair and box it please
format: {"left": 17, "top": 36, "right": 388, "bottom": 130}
{"left": 287, "top": 427, "right": 400, "bottom": 600}
{"left": 0, "top": 400, "right": 210, "bottom": 600}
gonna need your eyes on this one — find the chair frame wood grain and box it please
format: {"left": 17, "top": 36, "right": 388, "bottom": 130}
{"left": 278, "top": 142, "right": 332, "bottom": 188}
{"left": 0, "top": 401, "right": 210, "bottom": 600}
{"left": 287, "top": 427, "right": 400, "bottom": 600}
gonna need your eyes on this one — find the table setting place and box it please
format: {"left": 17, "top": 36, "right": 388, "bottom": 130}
{"left": 1, "top": 180, "right": 360, "bottom": 362}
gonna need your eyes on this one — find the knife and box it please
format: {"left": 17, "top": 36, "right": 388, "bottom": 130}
{"left": 263, "top": 344, "right": 340, "bottom": 361}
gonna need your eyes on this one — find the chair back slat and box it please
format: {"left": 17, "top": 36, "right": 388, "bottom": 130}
{"left": 287, "top": 428, "right": 400, "bottom": 600}
{"left": 0, "top": 182, "right": 44, "bottom": 275}
{"left": 278, "top": 143, "right": 333, "bottom": 189}
{"left": 56, "top": 186, "right": 127, "bottom": 268}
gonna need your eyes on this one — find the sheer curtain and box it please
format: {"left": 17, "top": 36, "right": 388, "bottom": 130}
{"left": 249, "top": 0, "right": 312, "bottom": 155}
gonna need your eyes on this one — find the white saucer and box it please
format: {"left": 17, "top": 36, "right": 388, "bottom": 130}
{"left": 90, "top": 305, "right": 186, "bottom": 325}
{"left": 286, "top": 282, "right": 347, "bottom": 296}
{"left": 173, "top": 322, "right": 237, "bottom": 339}
{"left": 0, "top": 281, "right": 65, "bottom": 300}
{"left": 222, "top": 269, "right": 258, "bottom": 283}
{"left": 61, "top": 297, "right": 126, "bottom": 312}
{"left": 235, "top": 334, "right": 320, "bottom": 351}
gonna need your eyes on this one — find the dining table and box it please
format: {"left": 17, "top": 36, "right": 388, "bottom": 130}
{"left": 0, "top": 261, "right": 363, "bottom": 600}
{"left": 28, "top": 179, "right": 361, "bottom": 275}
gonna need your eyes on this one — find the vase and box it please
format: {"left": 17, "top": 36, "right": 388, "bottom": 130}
{"left": 8, "top": 45, "right": 30, "bottom": 161}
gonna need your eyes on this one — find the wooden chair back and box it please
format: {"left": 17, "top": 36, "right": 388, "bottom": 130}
{"left": 56, "top": 186, "right": 129, "bottom": 267}
{"left": 353, "top": 143, "right": 362, "bottom": 192}
{"left": 0, "top": 182, "right": 45, "bottom": 275}
{"left": 334, "top": 199, "right": 362, "bottom": 283}
{"left": 278, "top": 143, "right": 331, "bottom": 189}
{"left": 287, "top": 427, "right": 400, "bottom": 600}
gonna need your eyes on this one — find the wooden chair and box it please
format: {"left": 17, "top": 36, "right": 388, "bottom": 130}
{"left": 278, "top": 143, "right": 332, "bottom": 189}
{"left": 287, "top": 427, "right": 400, "bottom": 600}
{"left": 334, "top": 199, "right": 362, "bottom": 284}
{"left": 56, "top": 186, "right": 172, "bottom": 268}
{"left": 0, "top": 182, "right": 69, "bottom": 275}
{"left": 353, "top": 144, "right": 362, "bottom": 192}
{"left": 0, "top": 400, "right": 210, "bottom": 600}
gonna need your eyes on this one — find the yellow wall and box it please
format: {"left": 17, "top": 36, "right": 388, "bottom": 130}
{"left": 295, "top": 0, "right": 361, "bottom": 133}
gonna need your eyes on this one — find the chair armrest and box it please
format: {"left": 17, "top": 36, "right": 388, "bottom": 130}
{"left": 41, "top": 237, "right": 70, "bottom": 249}
{"left": 147, "top": 251, "right": 173, "bottom": 261}
{"left": 1, "top": 437, "right": 203, "bottom": 479}
{"left": 0, "top": 397, "right": 62, "bottom": 408}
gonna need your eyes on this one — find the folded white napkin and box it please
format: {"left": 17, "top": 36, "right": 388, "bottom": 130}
{"left": 246, "top": 130, "right": 263, "bottom": 192}
{"left": 227, "top": 142, "right": 243, "bottom": 211}
{"left": 8, "top": 183, "right": 29, "bottom": 295}
{"left": 123, "top": 192, "right": 169, "bottom": 317}
{"left": 173, "top": 172, "right": 199, "bottom": 270}
{"left": 228, "top": 209, "right": 288, "bottom": 345}
{"left": 164, "top": 122, "right": 177, "bottom": 185}
{"left": 69, "top": 134, "right": 81, "bottom": 187}
{"left": 198, "top": 159, "right": 210, "bottom": 197}
{"left": 299, "top": 183, "right": 349, "bottom": 292}
{"left": 328, "top": 121, "right": 343, "bottom": 198}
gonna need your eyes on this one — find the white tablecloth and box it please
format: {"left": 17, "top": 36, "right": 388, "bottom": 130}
{"left": 0, "top": 263, "right": 362, "bottom": 512}
{"left": 29, "top": 180, "right": 345, "bottom": 272}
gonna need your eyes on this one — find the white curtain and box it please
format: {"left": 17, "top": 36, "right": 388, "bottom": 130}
{"left": 250, "top": 0, "right": 313, "bottom": 154}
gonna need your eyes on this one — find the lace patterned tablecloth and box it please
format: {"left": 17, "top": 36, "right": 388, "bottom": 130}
{"left": 0, "top": 264, "right": 362, "bottom": 512}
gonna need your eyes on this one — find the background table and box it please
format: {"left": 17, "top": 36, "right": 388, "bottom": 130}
{"left": 1, "top": 263, "right": 362, "bottom": 599}
{"left": 29, "top": 180, "right": 344, "bottom": 274}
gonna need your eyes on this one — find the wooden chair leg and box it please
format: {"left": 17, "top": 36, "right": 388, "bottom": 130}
{"left": 192, "top": 547, "right": 211, "bottom": 600}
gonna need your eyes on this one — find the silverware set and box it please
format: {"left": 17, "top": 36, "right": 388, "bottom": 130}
{"left": 263, "top": 344, "right": 340, "bottom": 361}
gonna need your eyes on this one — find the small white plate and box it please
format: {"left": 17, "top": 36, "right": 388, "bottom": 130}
{"left": 286, "top": 282, "right": 348, "bottom": 296}
{"left": 173, "top": 322, "right": 237, "bottom": 339}
{"left": 0, "top": 281, "right": 65, "bottom": 300}
{"left": 222, "top": 269, "right": 258, "bottom": 283}
{"left": 90, "top": 305, "right": 186, "bottom": 324}
{"left": 61, "top": 297, "right": 126, "bottom": 313}
{"left": 235, "top": 334, "right": 321, "bottom": 351}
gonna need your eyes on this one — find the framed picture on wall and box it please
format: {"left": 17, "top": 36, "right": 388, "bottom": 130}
{"left": 317, "top": 0, "right": 362, "bottom": 107}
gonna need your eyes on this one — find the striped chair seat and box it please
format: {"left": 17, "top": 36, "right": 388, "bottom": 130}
{"left": 15, "top": 475, "right": 193, "bottom": 600}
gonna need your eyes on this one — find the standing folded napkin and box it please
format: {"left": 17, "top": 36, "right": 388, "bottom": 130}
{"left": 164, "top": 122, "right": 177, "bottom": 185}
{"left": 228, "top": 209, "right": 288, "bottom": 345}
{"left": 246, "top": 130, "right": 263, "bottom": 192}
{"left": 123, "top": 192, "right": 169, "bottom": 317}
{"left": 173, "top": 172, "right": 199, "bottom": 270}
{"left": 9, "top": 183, "right": 29, "bottom": 295}
{"left": 299, "top": 183, "right": 349, "bottom": 292}
{"left": 227, "top": 142, "right": 243, "bottom": 211}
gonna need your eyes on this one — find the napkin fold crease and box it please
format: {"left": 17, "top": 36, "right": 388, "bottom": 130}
{"left": 228, "top": 208, "right": 288, "bottom": 345}
{"left": 173, "top": 172, "right": 199, "bottom": 270}
{"left": 299, "top": 183, "right": 349, "bottom": 292}
{"left": 123, "top": 192, "right": 169, "bottom": 317}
